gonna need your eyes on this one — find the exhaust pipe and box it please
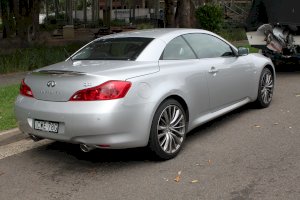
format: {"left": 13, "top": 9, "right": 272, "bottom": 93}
{"left": 29, "top": 134, "right": 43, "bottom": 142}
{"left": 79, "top": 144, "right": 95, "bottom": 153}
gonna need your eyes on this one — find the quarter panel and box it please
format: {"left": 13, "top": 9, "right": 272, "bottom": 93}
{"left": 127, "top": 59, "right": 211, "bottom": 132}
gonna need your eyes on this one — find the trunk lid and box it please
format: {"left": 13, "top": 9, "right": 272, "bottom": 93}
{"left": 25, "top": 60, "right": 158, "bottom": 102}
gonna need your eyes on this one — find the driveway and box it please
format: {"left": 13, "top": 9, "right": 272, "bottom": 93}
{"left": 0, "top": 71, "right": 299, "bottom": 200}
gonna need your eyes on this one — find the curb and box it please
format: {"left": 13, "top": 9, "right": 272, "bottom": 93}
{"left": 0, "top": 128, "right": 21, "bottom": 137}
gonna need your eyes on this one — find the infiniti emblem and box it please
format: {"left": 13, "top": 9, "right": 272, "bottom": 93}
{"left": 47, "top": 81, "right": 56, "bottom": 87}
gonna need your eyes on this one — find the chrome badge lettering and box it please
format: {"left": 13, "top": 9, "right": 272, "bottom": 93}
{"left": 83, "top": 82, "right": 92, "bottom": 87}
{"left": 40, "top": 90, "right": 61, "bottom": 95}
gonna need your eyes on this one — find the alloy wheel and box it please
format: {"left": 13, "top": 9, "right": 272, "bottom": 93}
{"left": 260, "top": 71, "right": 274, "bottom": 104}
{"left": 157, "top": 105, "right": 186, "bottom": 154}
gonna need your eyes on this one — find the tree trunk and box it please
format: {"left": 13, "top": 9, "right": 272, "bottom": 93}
{"left": 83, "top": 0, "right": 87, "bottom": 24}
{"left": 104, "top": 0, "right": 111, "bottom": 28}
{"left": 164, "top": 0, "right": 175, "bottom": 27}
{"left": 31, "top": 0, "right": 40, "bottom": 41}
{"left": 175, "top": 0, "right": 196, "bottom": 28}
{"left": 14, "top": 0, "right": 41, "bottom": 44}
{"left": 92, "top": 0, "right": 95, "bottom": 22}
{"left": 132, "top": 3, "right": 136, "bottom": 22}
{"left": 92, "top": 0, "right": 99, "bottom": 23}
{"left": 68, "top": 0, "right": 73, "bottom": 24}
{"left": 45, "top": 0, "right": 49, "bottom": 22}
{"left": 154, "top": 0, "right": 159, "bottom": 19}
{"left": 54, "top": 0, "right": 59, "bottom": 19}
{"left": 1, "top": 0, "right": 15, "bottom": 38}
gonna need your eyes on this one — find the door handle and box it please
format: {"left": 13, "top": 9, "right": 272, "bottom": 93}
{"left": 208, "top": 67, "right": 219, "bottom": 73}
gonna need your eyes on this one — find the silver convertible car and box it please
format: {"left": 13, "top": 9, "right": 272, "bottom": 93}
{"left": 15, "top": 28, "right": 275, "bottom": 160}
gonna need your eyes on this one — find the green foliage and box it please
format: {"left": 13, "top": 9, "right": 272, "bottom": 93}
{"left": 245, "top": 45, "right": 259, "bottom": 53}
{"left": 195, "top": 3, "right": 224, "bottom": 32}
{"left": 0, "top": 84, "right": 19, "bottom": 131}
{"left": 110, "top": 19, "right": 127, "bottom": 27}
{"left": 44, "top": 13, "right": 65, "bottom": 24}
{"left": 0, "top": 44, "right": 82, "bottom": 74}
{"left": 218, "top": 28, "right": 247, "bottom": 42}
{"left": 137, "top": 23, "right": 154, "bottom": 30}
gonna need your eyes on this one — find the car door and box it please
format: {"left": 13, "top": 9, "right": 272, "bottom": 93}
{"left": 183, "top": 33, "right": 255, "bottom": 111}
{"left": 158, "top": 36, "right": 211, "bottom": 123}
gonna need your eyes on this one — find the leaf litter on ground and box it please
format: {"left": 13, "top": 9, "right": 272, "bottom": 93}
{"left": 174, "top": 171, "right": 182, "bottom": 182}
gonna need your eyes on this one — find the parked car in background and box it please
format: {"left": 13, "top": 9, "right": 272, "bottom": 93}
{"left": 15, "top": 28, "right": 275, "bottom": 160}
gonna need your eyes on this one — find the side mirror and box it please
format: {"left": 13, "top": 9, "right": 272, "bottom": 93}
{"left": 237, "top": 47, "right": 249, "bottom": 56}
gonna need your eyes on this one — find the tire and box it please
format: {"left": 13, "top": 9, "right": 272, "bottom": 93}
{"left": 148, "top": 99, "right": 187, "bottom": 160}
{"left": 255, "top": 68, "right": 274, "bottom": 108}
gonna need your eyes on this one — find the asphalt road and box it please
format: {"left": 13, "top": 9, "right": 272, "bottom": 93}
{"left": 0, "top": 70, "right": 299, "bottom": 200}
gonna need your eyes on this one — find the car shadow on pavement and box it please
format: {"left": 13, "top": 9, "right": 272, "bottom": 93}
{"left": 43, "top": 141, "right": 154, "bottom": 163}
{"left": 37, "top": 103, "right": 256, "bottom": 164}
{"left": 275, "top": 64, "right": 300, "bottom": 72}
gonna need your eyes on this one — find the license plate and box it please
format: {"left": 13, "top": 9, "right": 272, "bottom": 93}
{"left": 34, "top": 120, "right": 59, "bottom": 133}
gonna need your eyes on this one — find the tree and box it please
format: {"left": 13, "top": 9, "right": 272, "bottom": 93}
{"left": 54, "top": 0, "right": 59, "bottom": 18}
{"left": 0, "top": 0, "right": 15, "bottom": 38}
{"left": 67, "top": 0, "right": 73, "bottom": 24}
{"left": 164, "top": 0, "right": 197, "bottom": 28}
{"left": 13, "top": 0, "right": 41, "bottom": 43}
{"left": 175, "top": 0, "right": 196, "bottom": 28}
{"left": 0, "top": 0, "right": 42, "bottom": 43}
{"left": 83, "top": 0, "right": 87, "bottom": 24}
{"left": 195, "top": 3, "right": 223, "bottom": 32}
{"left": 128, "top": 0, "right": 137, "bottom": 22}
{"left": 164, "top": 0, "right": 175, "bottom": 27}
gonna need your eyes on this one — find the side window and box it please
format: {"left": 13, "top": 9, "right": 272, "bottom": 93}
{"left": 161, "top": 36, "right": 196, "bottom": 60}
{"left": 183, "top": 34, "right": 235, "bottom": 59}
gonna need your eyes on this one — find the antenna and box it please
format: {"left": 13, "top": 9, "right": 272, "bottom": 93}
{"left": 64, "top": 48, "right": 73, "bottom": 62}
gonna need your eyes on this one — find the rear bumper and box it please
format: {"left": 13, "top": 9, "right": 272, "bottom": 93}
{"left": 14, "top": 95, "right": 154, "bottom": 149}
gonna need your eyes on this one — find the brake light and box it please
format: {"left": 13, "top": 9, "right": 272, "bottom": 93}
{"left": 69, "top": 80, "right": 132, "bottom": 101}
{"left": 20, "top": 79, "right": 34, "bottom": 98}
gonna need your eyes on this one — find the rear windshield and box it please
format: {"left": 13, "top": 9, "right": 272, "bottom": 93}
{"left": 72, "top": 37, "right": 153, "bottom": 61}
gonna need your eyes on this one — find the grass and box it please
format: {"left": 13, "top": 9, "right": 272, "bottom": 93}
{"left": 245, "top": 45, "right": 259, "bottom": 53}
{"left": 0, "top": 43, "right": 82, "bottom": 74}
{"left": 0, "top": 84, "right": 19, "bottom": 131}
{"left": 218, "top": 28, "right": 247, "bottom": 42}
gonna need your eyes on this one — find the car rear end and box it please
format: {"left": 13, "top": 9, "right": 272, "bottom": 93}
{"left": 15, "top": 70, "right": 157, "bottom": 149}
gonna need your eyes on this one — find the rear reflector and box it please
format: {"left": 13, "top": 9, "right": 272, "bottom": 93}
{"left": 20, "top": 79, "right": 34, "bottom": 98}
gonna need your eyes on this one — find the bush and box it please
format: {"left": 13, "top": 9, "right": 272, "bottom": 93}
{"left": 195, "top": 4, "right": 224, "bottom": 32}
{"left": 0, "top": 44, "right": 82, "bottom": 74}
{"left": 44, "top": 13, "right": 65, "bottom": 24}
{"left": 110, "top": 19, "right": 127, "bottom": 27}
{"left": 137, "top": 23, "right": 154, "bottom": 30}
{"left": 218, "top": 28, "right": 247, "bottom": 41}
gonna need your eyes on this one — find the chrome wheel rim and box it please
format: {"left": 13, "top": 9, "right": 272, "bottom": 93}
{"left": 157, "top": 105, "right": 185, "bottom": 154}
{"left": 260, "top": 71, "right": 274, "bottom": 104}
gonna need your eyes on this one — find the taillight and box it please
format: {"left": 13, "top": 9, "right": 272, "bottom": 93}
{"left": 20, "top": 79, "right": 34, "bottom": 98}
{"left": 69, "top": 80, "right": 132, "bottom": 101}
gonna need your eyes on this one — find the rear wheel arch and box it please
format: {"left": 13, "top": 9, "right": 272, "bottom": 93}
{"left": 163, "top": 95, "right": 189, "bottom": 125}
{"left": 265, "top": 64, "right": 275, "bottom": 78}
